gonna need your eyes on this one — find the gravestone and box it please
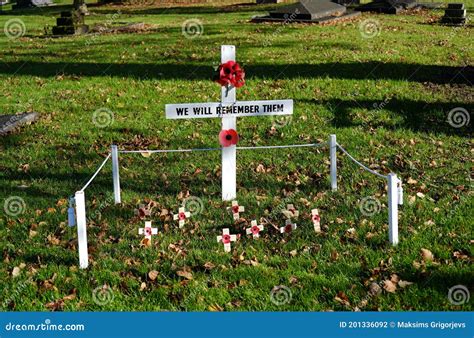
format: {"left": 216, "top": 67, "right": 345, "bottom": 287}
{"left": 0, "top": 0, "right": 11, "bottom": 12}
{"left": 0, "top": 112, "right": 38, "bottom": 136}
{"left": 441, "top": 3, "right": 466, "bottom": 25}
{"left": 332, "top": 0, "right": 360, "bottom": 5}
{"left": 252, "top": 0, "right": 360, "bottom": 24}
{"left": 356, "top": 0, "right": 417, "bottom": 14}
{"left": 13, "top": 0, "right": 53, "bottom": 8}
{"left": 52, "top": 10, "right": 89, "bottom": 35}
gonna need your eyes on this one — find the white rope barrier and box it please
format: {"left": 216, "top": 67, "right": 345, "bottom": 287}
{"left": 119, "top": 147, "right": 221, "bottom": 154}
{"left": 118, "top": 142, "right": 328, "bottom": 154}
{"left": 71, "top": 136, "right": 403, "bottom": 269}
{"left": 238, "top": 142, "right": 327, "bottom": 150}
{"left": 336, "top": 143, "right": 388, "bottom": 180}
{"left": 79, "top": 154, "right": 111, "bottom": 192}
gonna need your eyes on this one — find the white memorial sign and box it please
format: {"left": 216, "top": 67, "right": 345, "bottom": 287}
{"left": 166, "top": 100, "right": 293, "bottom": 119}
{"left": 165, "top": 45, "right": 294, "bottom": 201}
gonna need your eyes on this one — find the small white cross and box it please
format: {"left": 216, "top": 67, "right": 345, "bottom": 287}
{"left": 173, "top": 207, "right": 191, "bottom": 228}
{"left": 246, "top": 220, "right": 264, "bottom": 238}
{"left": 135, "top": 204, "right": 151, "bottom": 219}
{"left": 228, "top": 200, "right": 245, "bottom": 220}
{"left": 283, "top": 204, "right": 299, "bottom": 219}
{"left": 280, "top": 219, "right": 297, "bottom": 234}
{"left": 312, "top": 209, "right": 321, "bottom": 233}
{"left": 138, "top": 221, "right": 158, "bottom": 245}
{"left": 217, "top": 228, "right": 237, "bottom": 252}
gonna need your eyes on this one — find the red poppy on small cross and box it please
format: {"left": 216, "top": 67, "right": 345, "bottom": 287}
{"left": 173, "top": 207, "right": 191, "bottom": 228}
{"left": 228, "top": 200, "right": 245, "bottom": 221}
{"left": 312, "top": 209, "right": 321, "bottom": 233}
{"left": 138, "top": 221, "right": 158, "bottom": 244}
{"left": 246, "top": 220, "right": 264, "bottom": 239}
{"left": 217, "top": 228, "right": 237, "bottom": 252}
{"left": 283, "top": 204, "right": 299, "bottom": 219}
{"left": 280, "top": 219, "right": 297, "bottom": 234}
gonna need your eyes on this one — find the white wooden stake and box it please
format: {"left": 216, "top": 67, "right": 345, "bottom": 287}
{"left": 221, "top": 45, "right": 237, "bottom": 201}
{"left": 75, "top": 191, "right": 89, "bottom": 269}
{"left": 329, "top": 134, "right": 337, "bottom": 191}
{"left": 388, "top": 173, "right": 399, "bottom": 246}
{"left": 111, "top": 145, "right": 121, "bottom": 204}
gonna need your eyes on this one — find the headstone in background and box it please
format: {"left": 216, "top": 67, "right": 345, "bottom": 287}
{"left": 332, "top": 0, "right": 360, "bottom": 6}
{"left": 52, "top": 10, "right": 89, "bottom": 35}
{"left": 0, "top": 112, "right": 39, "bottom": 136}
{"left": 256, "top": 0, "right": 285, "bottom": 3}
{"left": 0, "top": 0, "right": 11, "bottom": 12}
{"left": 441, "top": 3, "right": 466, "bottom": 25}
{"left": 356, "top": 0, "right": 417, "bottom": 14}
{"left": 13, "top": 0, "right": 53, "bottom": 8}
{"left": 252, "top": 0, "right": 361, "bottom": 23}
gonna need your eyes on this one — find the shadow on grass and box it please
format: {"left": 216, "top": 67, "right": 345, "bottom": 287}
{"left": 5, "top": 2, "right": 275, "bottom": 16}
{"left": 310, "top": 98, "right": 474, "bottom": 137}
{"left": 0, "top": 61, "right": 471, "bottom": 85}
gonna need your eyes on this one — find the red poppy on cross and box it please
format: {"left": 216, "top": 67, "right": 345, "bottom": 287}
{"left": 284, "top": 204, "right": 299, "bottom": 218}
{"left": 312, "top": 209, "right": 321, "bottom": 233}
{"left": 138, "top": 221, "right": 158, "bottom": 244}
{"left": 228, "top": 200, "right": 245, "bottom": 221}
{"left": 173, "top": 207, "right": 191, "bottom": 228}
{"left": 280, "top": 219, "right": 297, "bottom": 234}
{"left": 134, "top": 204, "right": 151, "bottom": 219}
{"left": 217, "top": 228, "right": 237, "bottom": 252}
{"left": 246, "top": 220, "right": 264, "bottom": 239}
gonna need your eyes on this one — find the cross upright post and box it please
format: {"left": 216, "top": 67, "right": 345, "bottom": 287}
{"left": 221, "top": 45, "right": 237, "bottom": 201}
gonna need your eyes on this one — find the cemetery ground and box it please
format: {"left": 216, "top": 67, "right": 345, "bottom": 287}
{"left": 0, "top": 2, "right": 473, "bottom": 311}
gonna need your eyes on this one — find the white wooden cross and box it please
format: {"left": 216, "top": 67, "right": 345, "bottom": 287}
{"left": 282, "top": 204, "right": 299, "bottom": 219}
{"left": 138, "top": 221, "right": 158, "bottom": 244}
{"left": 217, "top": 228, "right": 237, "bottom": 252}
{"left": 135, "top": 204, "right": 151, "bottom": 219}
{"left": 165, "top": 45, "right": 293, "bottom": 201}
{"left": 311, "top": 208, "right": 321, "bottom": 233}
{"left": 173, "top": 207, "right": 191, "bottom": 228}
{"left": 246, "top": 220, "right": 264, "bottom": 238}
{"left": 280, "top": 219, "right": 297, "bottom": 234}
{"left": 228, "top": 200, "right": 245, "bottom": 220}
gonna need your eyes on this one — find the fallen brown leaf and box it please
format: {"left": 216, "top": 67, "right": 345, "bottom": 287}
{"left": 148, "top": 270, "right": 159, "bottom": 281}
{"left": 421, "top": 248, "right": 434, "bottom": 262}
{"left": 383, "top": 280, "right": 397, "bottom": 293}
{"left": 177, "top": 269, "right": 193, "bottom": 280}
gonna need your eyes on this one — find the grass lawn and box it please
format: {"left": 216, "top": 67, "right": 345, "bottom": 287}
{"left": 0, "top": 2, "right": 472, "bottom": 311}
